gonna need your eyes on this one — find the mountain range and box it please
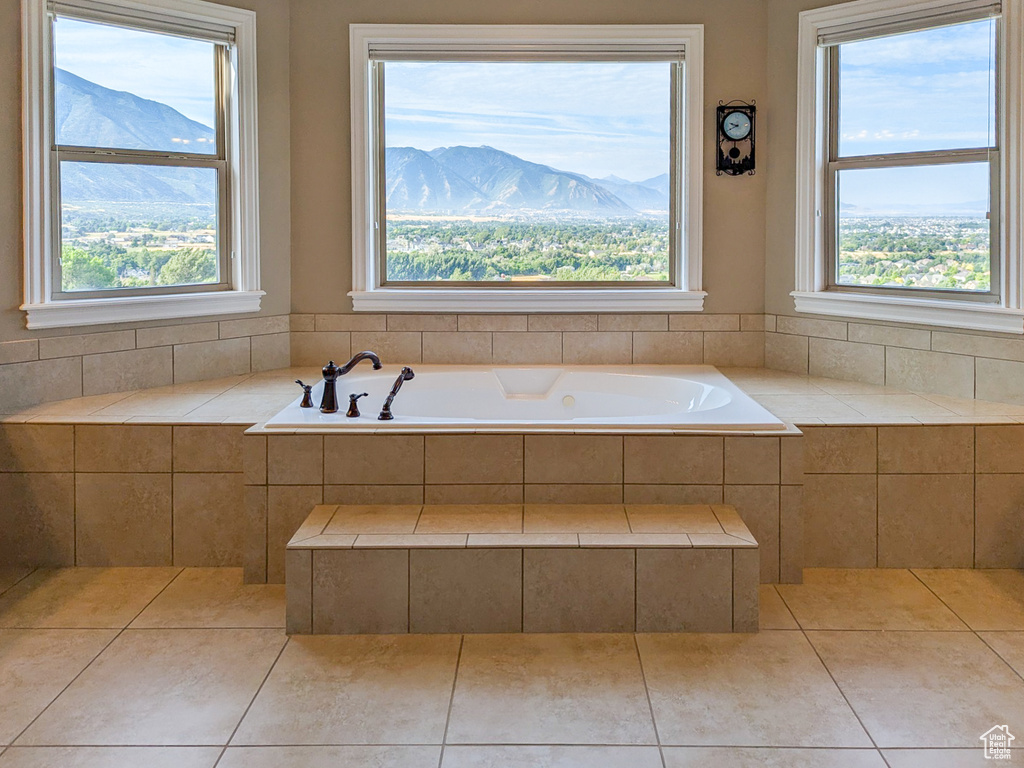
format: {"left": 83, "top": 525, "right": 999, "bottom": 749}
{"left": 386, "top": 145, "right": 668, "bottom": 215}
{"left": 55, "top": 69, "right": 670, "bottom": 214}
{"left": 55, "top": 68, "right": 217, "bottom": 206}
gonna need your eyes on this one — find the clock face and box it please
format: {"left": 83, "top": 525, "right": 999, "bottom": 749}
{"left": 722, "top": 110, "right": 751, "bottom": 141}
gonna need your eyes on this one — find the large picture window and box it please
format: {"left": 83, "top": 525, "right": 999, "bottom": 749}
{"left": 381, "top": 60, "right": 675, "bottom": 285}
{"left": 826, "top": 18, "right": 998, "bottom": 297}
{"left": 350, "top": 25, "right": 705, "bottom": 313}
{"left": 21, "top": 0, "right": 262, "bottom": 328}
{"left": 52, "top": 16, "right": 231, "bottom": 297}
{"left": 794, "top": 0, "right": 1024, "bottom": 333}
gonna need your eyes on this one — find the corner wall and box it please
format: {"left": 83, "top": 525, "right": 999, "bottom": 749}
{"left": 0, "top": 0, "right": 292, "bottom": 345}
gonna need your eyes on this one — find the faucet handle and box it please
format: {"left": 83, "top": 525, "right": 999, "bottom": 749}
{"left": 295, "top": 380, "right": 314, "bottom": 409}
{"left": 346, "top": 392, "right": 369, "bottom": 418}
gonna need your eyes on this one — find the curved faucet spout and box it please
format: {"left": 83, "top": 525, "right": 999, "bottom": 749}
{"left": 339, "top": 351, "right": 382, "bottom": 375}
{"left": 319, "top": 351, "right": 383, "bottom": 413}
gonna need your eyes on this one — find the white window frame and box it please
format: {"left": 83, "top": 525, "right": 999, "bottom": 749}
{"left": 794, "top": 0, "right": 1024, "bottom": 333}
{"left": 348, "top": 24, "right": 705, "bottom": 313}
{"left": 21, "top": 0, "right": 263, "bottom": 329}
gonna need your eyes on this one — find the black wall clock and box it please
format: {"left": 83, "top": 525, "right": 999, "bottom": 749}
{"left": 716, "top": 100, "right": 756, "bottom": 176}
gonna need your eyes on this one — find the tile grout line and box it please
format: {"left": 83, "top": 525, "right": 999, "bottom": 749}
{"left": 7, "top": 566, "right": 185, "bottom": 747}
{"left": 632, "top": 634, "right": 667, "bottom": 768}
{"left": 212, "top": 634, "right": 291, "bottom": 767}
{"left": 906, "top": 568, "right": 983, "bottom": 633}
{"left": 0, "top": 567, "right": 37, "bottom": 599}
{"left": 799, "top": 626, "right": 888, "bottom": 763}
{"left": 437, "top": 634, "right": 466, "bottom": 768}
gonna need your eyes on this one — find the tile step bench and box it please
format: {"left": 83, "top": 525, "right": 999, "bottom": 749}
{"left": 285, "top": 503, "right": 759, "bottom": 635}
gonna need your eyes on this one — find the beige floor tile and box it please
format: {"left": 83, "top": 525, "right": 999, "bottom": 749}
{"left": 0, "top": 568, "right": 180, "bottom": 628}
{"left": 914, "top": 570, "right": 1024, "bottom": 630}
{"left": 0, "top": 568, "right": 31, "bottom": 596}
{"left": 626, "top": 504, "right": 723, "bottom": 533}
{"left": 759, "top": 585, "right": 799, "bottom": 630}
{"left": 130, "top": 568, "right": 285, "bottom": 628}
{"left": 637, "top": 631, "right": 871, "bottom": 747}
{"left": 0, "top": 747, "right": 221, "bottom": 767}
{"left": 218, "top": 746, "right": 442, "bottom": 768}
{"left": 663, "top": 747, "right": 887, "bottom": 767}
{"left": 523, "top": 504, "right": 629, "bottom": 533}
{"left": 322, "top": 505, "right": 422, "bottom": 534}
{"left": 233, "top": 635, "right": 460, "bottom": 745}
{"left": 415, "top": 505, "right": 522, "bottom": 534}
{"left": 777, "top": 569, "right": 968, "bottom": 630}
{"left": 883, "top": 748, "right": 1024, "bottom": 767}
{"left": 0, "top": 630, "right": 116, "bottom": 745}
{"left": 447, "top": 634, "right": 656, "bottom": 745}
{"left": 442, "top": 745, "right": 663, "bottom": 768}
{"left": 17, "top": 629, "right": 285, "bottom": 746}
{"left": 808, "top": 630, "right": 1024, "bottom": 747}
{"left": 979, "top": 631, "right": 1024, "bottom": 677}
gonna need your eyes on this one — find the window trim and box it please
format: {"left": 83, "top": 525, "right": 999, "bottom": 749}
{"left": 21, "top": 0, "right": 263, "bottom": 329}
{"left": 348, "top": 24, "right": 706, "bottom": 313}
{"left": 794, "top": 0, "right": 1024, "bottom": 333}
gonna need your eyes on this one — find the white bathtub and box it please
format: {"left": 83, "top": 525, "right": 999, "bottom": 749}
{"left": 262, "top": 365, "right": 786, "bottom": 432}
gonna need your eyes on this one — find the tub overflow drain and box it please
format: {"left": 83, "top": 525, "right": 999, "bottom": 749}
{"left": 562, "top": 395, "right": 576, "bottom": 407}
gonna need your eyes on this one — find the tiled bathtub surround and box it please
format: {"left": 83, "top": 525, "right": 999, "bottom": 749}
{"left": 0, "top": 424, "right": 246, "bottom": 568}
{"left": 0, "top": 315, "right": 290, "bottom": 412}
{"left": 801, "top": 424, "right": 1024, "bottom": 570}
{"left": 766, "top": 313, "right": 1024, "bottom": 404}
{"left": 3, "top": 368, "right": 1022, "bottom": 589}
{"left": 290, "top": 313, "right": 767, "bottom": 368}
{"left": 245, "top": 432, "right": 803, "bottom": 586}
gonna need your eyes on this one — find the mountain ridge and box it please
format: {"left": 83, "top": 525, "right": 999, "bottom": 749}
{"left": 387, "top": 145, "right": 668, "bottom": 215}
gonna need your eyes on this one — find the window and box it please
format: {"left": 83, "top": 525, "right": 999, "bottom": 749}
{"left": 795, "top": 0, "right": 1024, "bottom": 333}
{"left": 22, "top": 0, "right": 262, "bottom": 328}
{"left": 350, "top": 25, "right": 705, "bottom": 313}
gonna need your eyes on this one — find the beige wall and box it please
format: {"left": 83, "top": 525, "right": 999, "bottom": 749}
{"left": 289, "top": 0, "right": 769, "bottom": 315}
{"left": 764, "top": 0, "right": 844, "bottom": 317}
{"left": 0, "top": 0, "right": 291, "bottom": 342}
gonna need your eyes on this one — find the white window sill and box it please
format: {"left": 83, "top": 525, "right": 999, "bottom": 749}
{"left": 791, "top": 290, "right": 1024, "bottom": 334}
{"left": 22, "top": 290, "right": 265, "bottom": 330}
{"left": 349, "top": 288, "right": 707, "bottom": 313}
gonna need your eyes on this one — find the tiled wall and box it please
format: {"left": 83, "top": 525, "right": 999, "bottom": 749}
{"left": 0, "top": 315, "right": 290, "bottom": 412}
{"left": 0, "top": 424, "right": 246, "bottom": 567}
{"left": 765, "top": 314, "right": 1024, "bottom": 404}
{"left": 290, "top": 313, "right": 767, "bottom": 367}
{"left": 7, "top": 309, "right": 1024, "bottom": 412}
{"left": 243, "top": 432, "right": 803, "bottom": 585}
{"left": 802, "top": 424, "right": 1024, "bottom": 569}
{"left": 5, "top": 419, "right": 1020, "bottom": 580}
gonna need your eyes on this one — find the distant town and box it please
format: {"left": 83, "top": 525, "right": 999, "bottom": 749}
{"left": 837, "top": 216, "right": 990, "bottom": 292}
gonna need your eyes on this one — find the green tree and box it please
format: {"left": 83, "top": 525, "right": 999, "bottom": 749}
{"left": 157, "top": 248, "right": 218, "bottom": 286}
{"left": 61, "top": 246, "right": 117, "bottom": 290}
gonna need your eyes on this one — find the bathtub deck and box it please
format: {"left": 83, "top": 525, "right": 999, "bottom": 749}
{"left": 285, "top": 503, "right": 759, "bottom": 635}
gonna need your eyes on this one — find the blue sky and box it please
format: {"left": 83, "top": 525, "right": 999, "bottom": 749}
{"left": 54, "top": 17, "right": 216, "bottom": 127}
{"left": 837, "top": 19, "right": 995, "bottom": 213}
{"left": 54, "top": 15, "right": 995, "bottom": 212}
{"left": 384, "top": 61, "right": 671, "bottom": 182}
